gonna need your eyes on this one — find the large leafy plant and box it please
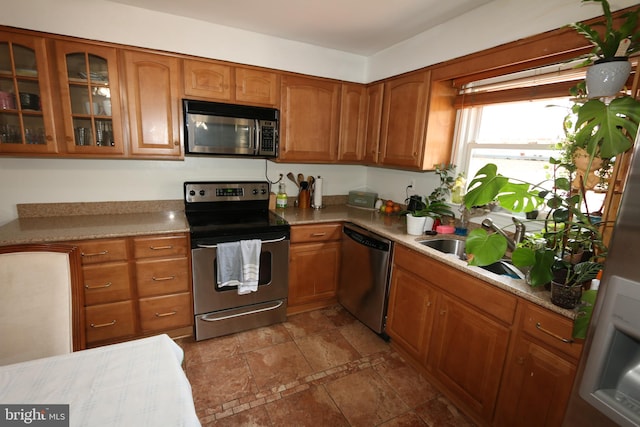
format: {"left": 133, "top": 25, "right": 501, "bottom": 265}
{"left": 569, "top": 0, "right": 640, "bottom": 62}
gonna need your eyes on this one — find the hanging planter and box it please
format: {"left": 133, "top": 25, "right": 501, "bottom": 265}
{"left": 585, "top": 57, "right": 632, "bottom": 98}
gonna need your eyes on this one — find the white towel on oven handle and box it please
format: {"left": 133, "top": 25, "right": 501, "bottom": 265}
{"left": 239, "top": 239, "right": 262, "bottom": 295}
{"left": 216, "top": 241, "right": 242, "bottom": 288}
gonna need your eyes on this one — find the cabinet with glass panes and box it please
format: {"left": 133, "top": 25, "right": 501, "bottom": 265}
{"left": 0, "top": 32, "right": 57, "bottom": 153}
{"left": 54, "top": 41, "right": 124, "bottom": 155}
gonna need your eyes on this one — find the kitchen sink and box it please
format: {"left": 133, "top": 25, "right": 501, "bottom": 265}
{"left": 418, "top": 239, "right": 467, "bottom": 259}
{"left": 418, "top": 238, "right": 525, "bottom": 279}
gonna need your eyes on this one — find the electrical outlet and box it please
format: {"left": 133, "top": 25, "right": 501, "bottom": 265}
{"left": 409, "top": 179, "right": 416, "bottom": 191}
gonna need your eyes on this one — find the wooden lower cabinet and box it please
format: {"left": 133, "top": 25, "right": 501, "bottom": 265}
{"left": 69, "top": 233, "right": 193, "bottom": 347}
{"left": 288, "top": 223, "right": 342, "bottom": 313}
{"left": 429, "top": 293, "right": 510, "bottom": 421}
{"left": 387, "top": 244, "right": 581, "bottom": 426}
{"left": 386, "top": 267, "right": 436, "bottom": 362}
{"left": 493, "top": 302, "right": 582, "bottom": 426}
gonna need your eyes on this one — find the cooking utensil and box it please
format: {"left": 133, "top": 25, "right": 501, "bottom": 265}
{"left": 287, "top": 172, "right": 299, "bottom": 188}
{"left": 297, "top": 173, "right": 305, "bottom": 186}
{"left": 307, "top": 176, "right": 315, "bottom": 187}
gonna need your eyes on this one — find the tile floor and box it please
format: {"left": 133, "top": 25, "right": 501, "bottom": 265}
{"left": 177, "top": 305, "right": 476, "bottom": 427}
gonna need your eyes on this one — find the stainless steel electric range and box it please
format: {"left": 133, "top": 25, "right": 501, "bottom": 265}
{"left": 184, "top": 181, "right": 290, "bottom": 341}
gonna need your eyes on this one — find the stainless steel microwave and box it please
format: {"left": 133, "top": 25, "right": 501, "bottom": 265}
{"left": 183, "top": 99, "right": 279, "bottom": 158}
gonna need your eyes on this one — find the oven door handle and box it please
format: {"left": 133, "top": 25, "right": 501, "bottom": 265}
{"left": 200, "top": 300, "right": 284, "bottom": 322}
{"left": 196, "top": 236, "right": 287, "bottom": 249}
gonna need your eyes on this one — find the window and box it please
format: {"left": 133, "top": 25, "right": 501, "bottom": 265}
{"left": 452, "top": 62, "right": 606, "bottom": 215}
{"left": 455, "top": 97, "right": 573, "bottom": 192}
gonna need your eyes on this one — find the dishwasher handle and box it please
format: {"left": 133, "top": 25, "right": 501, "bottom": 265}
{"left": 343, "top": 224, "right": 391, "bottom": 252}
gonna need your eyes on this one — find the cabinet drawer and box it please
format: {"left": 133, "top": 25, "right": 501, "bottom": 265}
{"left": 135, "top": 257, "right": 190, "bottom": 297}
{"left": 290, "top": 223, "right": 342, "bottom": 243}
{"left": 520, "top": 302, "right": 584, "bottom": 360}
{"left": 78, "top": 239, "right": 128, "bottom": 265}
{"left": 85, "top": 301, "right": 136, "bottom": 344}
{"left": 133, "top": 235, "right": 188, "bottom": 259}
{"left": 83, "top": 262, "right": 132, "bottom": 305}
{"left": 138, "top": 292, "right": 192, "bottom": 332}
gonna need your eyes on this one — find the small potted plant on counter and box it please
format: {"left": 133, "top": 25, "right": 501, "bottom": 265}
{"left": 403, "top": 196, "right": 455, "bottom": 235}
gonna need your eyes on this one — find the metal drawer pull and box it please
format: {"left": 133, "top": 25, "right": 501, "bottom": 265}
{"left": 197, "top": 236, "right": 286, "bottom": 249}
{"left": 82, "top": 250, "right": 109, "bottom": 257}
{"left": 535, "top": 322, "right": 574, "bottom": 344}
{"left": 155, "top": 311, "right": 177, "bottom": 317}
{"left": 149, "top": 245, "right": 173, "bottom": 250}
{"left": 85, "top": 281, "right": 112, "bottom": 290}
{"left": 311, "top": 233, "right": 327, "bottom": 237}
{"left": 90, "top": 320, "right": 116, "bottom": 328}
{"left": 152, "top": 275, "right": 176, "bottom": 281}
{"left": 201, "top": 300, "right": 283, "bottom": 322}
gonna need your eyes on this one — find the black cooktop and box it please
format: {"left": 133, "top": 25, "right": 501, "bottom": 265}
{"left": 184, "top": 181, "right": 290, "bottom": 245}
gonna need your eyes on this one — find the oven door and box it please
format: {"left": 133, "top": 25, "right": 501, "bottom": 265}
{"left": 192, "top": 236, "right": 289, "bottom": 315}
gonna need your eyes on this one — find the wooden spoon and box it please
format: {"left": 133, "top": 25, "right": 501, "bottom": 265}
{"left": 287, "top": 172, "right": 299, "bottom": 188}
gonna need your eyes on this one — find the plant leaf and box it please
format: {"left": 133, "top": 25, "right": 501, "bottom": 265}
{"left": 526, "top": 249, "right": 556, "bottom": 286}
{"left": 464, "top": 164, "right": 508, "bottom": 209}
{"left": 465, "top": 228, "right": 507, "bottom": 266}
{"left": 511, "top": 247, "right": 536, "bottom": 267}
{"left": 495, "top": 182, "right": 543, "bottom": 213}
{"left": 573, "top": 289, "right": 598, "bottom": 339}
{"left": 574, "top": 97, "right": 640, "bottom": 158}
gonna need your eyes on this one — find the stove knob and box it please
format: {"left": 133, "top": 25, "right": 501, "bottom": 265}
{"left": 189, "top": 190, "right": 196, "bottom": 196}
{"left": 199, "top": 190, "right": 205, "bottom": 196}
{"left": 261, "top": 188, "right": 267, "bottom": 195}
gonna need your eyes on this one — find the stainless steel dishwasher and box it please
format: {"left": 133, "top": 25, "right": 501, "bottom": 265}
{"left": 338, "top": 223, "right": 393, "bottom": 336}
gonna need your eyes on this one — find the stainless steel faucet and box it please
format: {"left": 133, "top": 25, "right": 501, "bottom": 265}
{"left": 481, "top": 217, "right": 526, "bottom": 252}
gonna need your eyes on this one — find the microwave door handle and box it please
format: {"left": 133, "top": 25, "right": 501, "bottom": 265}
{"left": 254, "top": 119, "right": 260, "bottom": 155}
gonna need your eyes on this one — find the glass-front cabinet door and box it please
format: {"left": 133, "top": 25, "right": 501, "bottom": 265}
{"left": 55, "top": 41, "right": 123, "bottom": 155}
{"left": 0, "top": 32, "right": 57, "bottom": 154}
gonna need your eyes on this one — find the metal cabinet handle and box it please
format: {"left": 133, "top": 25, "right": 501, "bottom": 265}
{"left": 85, "top": 281, "right": 112, "bottom": 290}
{"left": 90, "top": 320, "right": 116, "bottom": 328}
{"left": 149, "top": 245, "right": 173, "bottom": 250}
{"left": 535, "top": 322, "right": 574, "bottom": 344}
{"left": 311, "top": 233, "right": 327, "bottom": 237}
{"left": 152, "top": 275, "right": 176, "bottom": 281}
{"left": 155, "top": 311, "right": 177, "bottom": 317}
{"left": 82, "top": 250, "right": 109, "bottom": 257}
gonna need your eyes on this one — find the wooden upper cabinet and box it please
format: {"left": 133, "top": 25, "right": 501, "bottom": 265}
{"left": 279, "top": 74, "right": 341, "bottom": 162}
{"left": 183, "top": 59, "right": 231, "bottom": 101}
{"left": 362, "top": 83, "right": 384, "bottom": 165}
{"left": 54, "top": 40, "right": 124, "bottom": 156}
{"left": 123, "top": 50, "right": 182, "bottom": 158}
{"left": 337, "top": 83, "right": 367, "bottom": 163}
{"left": 379, "top": 70, "right": 456, "bottom": 170}
{"left": 0, "top": 31, "right": 58, "bottom": 154}
{"left": 235, "top": 67, "right": 279, "bottom": 106}
{"left": 379, "top": 70, "right": 430, "bottom": 169}
{"left": 182, "top": 59, "right": 279, "bottom": 107}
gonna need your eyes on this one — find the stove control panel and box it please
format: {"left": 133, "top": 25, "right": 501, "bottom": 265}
{"left": 185, "top": 181, "right": 270, "bottom": 203}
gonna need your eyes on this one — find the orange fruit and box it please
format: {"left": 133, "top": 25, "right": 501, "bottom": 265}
{"left": 385, "top": 200, "right": 394, "bottom": 207}
{"left": 385, "top": 206, "right": 393, "bottom": 214}
{"left": 393, "top": 205, "right": 401, "bottom": 212}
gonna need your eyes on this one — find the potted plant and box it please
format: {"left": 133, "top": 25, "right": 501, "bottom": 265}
{"left": 569, "top": 0, "right": 640, "bottom": 97}
{"left": 464, "top": 91, "right": 638, "bottom": 307}
{"left": 403, "top": 196, "right": 455, "bottom": 235}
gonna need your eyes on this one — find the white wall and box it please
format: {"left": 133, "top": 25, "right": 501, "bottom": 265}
{"left": 1, "top": 0, "right": 636, "bottom": 226}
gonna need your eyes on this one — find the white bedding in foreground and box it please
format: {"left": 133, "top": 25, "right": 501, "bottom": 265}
{"left": 0, "top": 334, "right": 201, "bottom": 427}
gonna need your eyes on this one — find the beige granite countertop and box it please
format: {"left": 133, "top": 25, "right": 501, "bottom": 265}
{"left": 0, "top": 200, "right": 575, "bottom": 319}
{"left": 0, "top": 200, "right": 188, "bottom": 244}
{"left": 278, "top": 204, "right": 576, "bottom": 320}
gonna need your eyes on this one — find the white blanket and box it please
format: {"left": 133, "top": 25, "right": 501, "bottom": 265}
{"left": 0, "top": 334, "right": 201, "bottom": 427}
